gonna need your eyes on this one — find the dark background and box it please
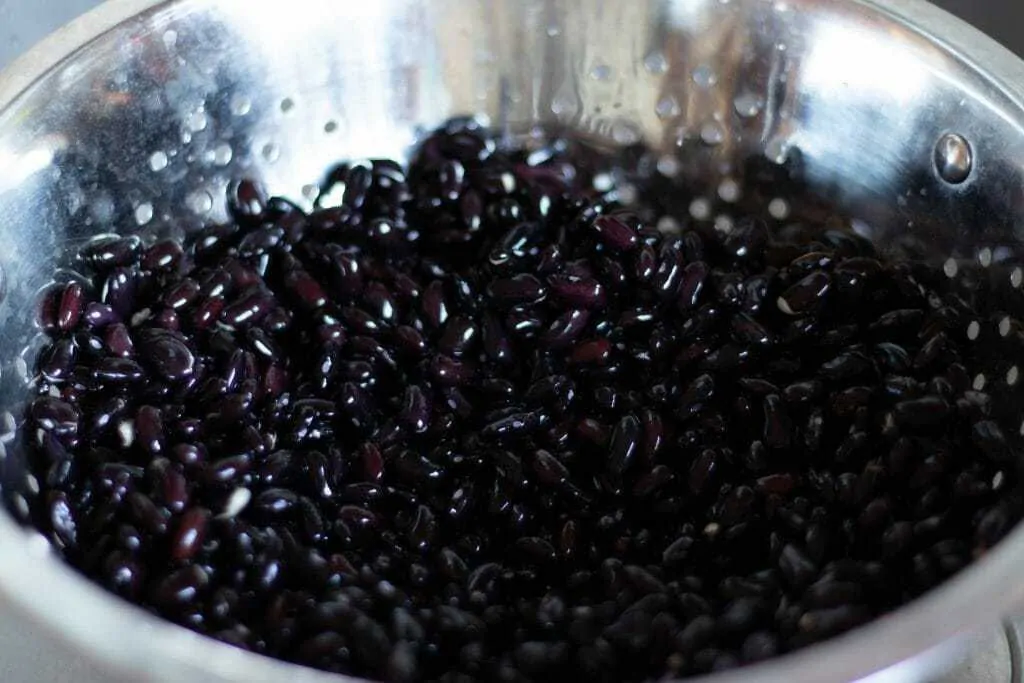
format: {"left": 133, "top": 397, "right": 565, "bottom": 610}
{"left": 935, "top": 0, "right": 1024, "bottom": 55}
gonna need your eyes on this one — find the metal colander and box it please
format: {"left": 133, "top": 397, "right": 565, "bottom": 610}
{"left": 1, "top": 0, "right": 1024, "bottom": 681}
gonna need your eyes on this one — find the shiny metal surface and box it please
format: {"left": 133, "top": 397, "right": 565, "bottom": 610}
{"left": 934, "top": 133, "right": 974, "bottom": 185}
{"left": 1, "top": 0, "right": 1024, "bottom": 681}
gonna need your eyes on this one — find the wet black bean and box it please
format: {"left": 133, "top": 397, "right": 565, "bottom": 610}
{"left": 593, "top": 214, "right": 639, "bottom": 251}
{"left": 421, "top": 280, "right": 449, "bottom": 329}
{"left": 170, "top": 507, "right": 210, "bottom": 561}
{"left": 144, "top": 334, "right": 195, "bottom": 382}
{"left": 689, "top": 449, "right": 719, "bottom": 495}
{"left": 142, "top": 240, "right": 185, "bottom": 272}
{"left": 731, "top": 314, "right": 772, "bottom": 347}
{"left": 679, "top": 374, "right": 715, "bottom": 419}
{"left": 652, "top": 245, "right": 684, "bottom": 299}
{"left": 779, "top": 544, "right": 817, "bottom": 589}
{"left": 762, "top": 394, "right": 791, "bottom": 450}
{"left": 777, "top": 272, "right": 831, "bottom": 316}
{"left": 820, "top": 351, "right": 873, "bottom": 383}
{"left": 127, "top": 491, "right": 169, "bottom": 535}
{"left": 152, "top": 565, "right": 210, "bottom": 611}
{"left": 79, "top": 234, "right": 142, "bottom": 271}
{"left": 892, "top": 397, "right": 950, "bottom": 428}
{"left": 407, "top": 505, "right": 437, "bottom": 552}
{"left": 608, "top": 414, "right": 641, "bottom": 479}
{"left": 547, "top": 274, "right": 607, "bottom": 309}
{"left": 543, "top": 309, "right": 590, "bottom": 348}
{"left": 678, "top": 261, "right": 709, "bottom": 311}
{"left": 399, "top": 386, "right": 431, "bottom": 433}
{"left": 972, "top": 421, "right": 1010, "bottom": 462}
{"left": 40, "top": 337, "right": 78, "bottom": 381}
{"left": 228, "top": 179, "right": 268, "bottom": 225}
{"left": 489, "top": 274, "right": 547, "bottom": 306}
{"left": 93, "top": 357, "right": 145, "bottom": 384}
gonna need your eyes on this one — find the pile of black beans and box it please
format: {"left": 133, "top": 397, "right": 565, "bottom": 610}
{"left": 17, "top": 117, "right": 1024, "bottom": 682}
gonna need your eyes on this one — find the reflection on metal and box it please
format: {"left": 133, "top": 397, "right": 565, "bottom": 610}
{"left": 934, "top": 132, "right": 974, "bottom": 184}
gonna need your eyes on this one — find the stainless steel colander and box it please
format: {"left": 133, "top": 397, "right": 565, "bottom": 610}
{"left": 1, "top": 0, "right": 1024, "bottom": 681}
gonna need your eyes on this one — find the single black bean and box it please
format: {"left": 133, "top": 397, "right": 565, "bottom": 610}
{"left": 170, "top": 507, "right": 210, "bottom": 561}
{"left": 592, "top": 214, "right": 639, "bottom": 251}
{"left": 777, "top": 271, "right": 831, "bottom": 315}
{"left": 228, "top": 178, "right": 268, "bottom": 225}
{"left": 892, "top": 396, "right": 950, "bottom": 428}
{"left": 607, "top": 414, "right": 641, "bottom": 479}
{"left": 763, "top": 394, "right": 791, "bottom": 450}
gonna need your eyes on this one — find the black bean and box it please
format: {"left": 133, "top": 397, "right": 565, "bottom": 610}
{"left": 892, "top": 397, "right": 950, "bottom": 428}
{"left": 675, "top": 615, "right": 716, "bottom": 654}
{"left": 820, "top": 351, "right": 873, "bottom": 383}
{"left": 547, "top": 274, "right": 607, "bottom": 309}
{"left": 608, "top": 414, "right": 641, "bottom": 479}
{"left": 142, "top": 239, "right": 185, "bottom": 271}
{"left": 762, "top": 394, "right": 791, "bottom": 450}
{"left": 779, "top": 544, "right": 817, "bottom": 589}
{"left": 228, "top": 179, "right": 268, "bottom": 225}
{"left": 652, "top": 245, "right": 684, "bottom": 299}
{"left": 39, "top": 337, "right": 77, "bottom": 381}
{"left": 489, "top": 274, "right": 547, "bottom": 306}
{"left": 396, "top": 386, "right": 430, "bottom": 434}
{"left": 543, "top": 309, "right": 590, "bottom": 348}
{"left": 689, "top": 449, "right": 718, "bottom": 495}
{"left": 777, "top": 272, "right": 831, "bottom": 315}
{"left": 408, "top": 505, "right": 437, "bottom": 552}
{"left": 731, "top": 314, "right": 772, "bottom": 347}
{"left": 783, "top": 380, "right": 822, "bottom": 404}
{"left": 797, "top": 605, "right": 869, "bottom": 639}
{"left": 170, "top": 507, "right": 210, "bottom": 561}
{"left": 135, "top": 405, "right": 165, "bottom": 455}
{"left": 222, "top": 290, "right": 274, "bottom": 328}
{"left": 78, "top": 234, "right": 142, "bottom": 270}
{"left": 972, "top": 421, "right": 1010, "bottom": 461}
{"left": 913, "top": 332, "right": 953, "bottom": 372}
{"left": 127, "top": 491, "right": 169, "bottom": 535}
{"left": 57, "top": 282, "right": 85, "bottom": 332}
{"left": 593, "top": 214, "right": 639, "bottom": 251}
{"left": 678, "top": 261, "right": 709, "bottom": 310}
{"left": 530, "top": 449, "right": 569, "bottom": 486}
{"left": 831, "top": 386, "right": 872, "bottom": 417}
{"left": 679, "top": 374, "right": 715, "bottom": 419}
{"left": 93, "top": 357, "right": 145, "bottom": 383}
{"left": 421, "top": 280, "right": 449, "bottom": 328}
{"left": 152, "top": 565, "right": 210, "bottom": 611}
{"left": 663, "top": 535, "right": 694, "bottom": 566}
{"left": 205, "top": 454, "right": 252, "bottom": 485}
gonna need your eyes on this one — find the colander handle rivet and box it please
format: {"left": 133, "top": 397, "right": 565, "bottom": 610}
{"left": 934, "top": 132, "right": 973, "bottom": 184}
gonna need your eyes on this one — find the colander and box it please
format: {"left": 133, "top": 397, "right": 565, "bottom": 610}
{"left": 1, "top": 0, "right": 1023, "bottom": 681}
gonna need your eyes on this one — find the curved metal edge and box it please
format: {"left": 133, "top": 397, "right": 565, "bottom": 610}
{"left": 867, "top": 0, "right": 1024, "bottom": 110}
{"left": 0, "top": 1, "right": 1022, "bottom": 682}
